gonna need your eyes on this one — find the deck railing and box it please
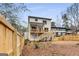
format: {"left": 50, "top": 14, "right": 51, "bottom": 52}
{"left": 31, "top": 29, "right": 45, "bottom": 33}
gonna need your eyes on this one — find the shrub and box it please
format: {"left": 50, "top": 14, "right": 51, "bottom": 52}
{"left": 33, "top": 41, "right": 39, "bottom": 49}
{"left": 24, "top": 39, "right": 30, "bottom": 45}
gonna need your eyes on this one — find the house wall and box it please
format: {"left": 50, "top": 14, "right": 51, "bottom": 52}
{"left": 43, "top": 20, "right": 51, "bottom": 31}
{"left": 51, "top": 28, "right": 66, "bottom": 36}
{"left": 29, "top": 18, "right": 43, "bottom": 23}
{"left": 51, "top": 28, "right": 66, "bottom": 32}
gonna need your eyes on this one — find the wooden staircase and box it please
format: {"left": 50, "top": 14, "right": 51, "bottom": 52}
{"left": 35, "top": 31, "right": 54, "bottom": 41}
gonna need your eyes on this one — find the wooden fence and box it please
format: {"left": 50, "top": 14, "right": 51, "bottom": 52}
{"left": 0, "top": 15, "right": 24, "bottom": 56}
{"left": 54, "top": 34, "right": 79, "bottom": 41}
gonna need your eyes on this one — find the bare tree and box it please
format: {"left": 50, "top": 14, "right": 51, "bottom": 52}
{"left": 0, "top": 3, "right": 30, "bottom": 34}
{"left": 62, "top": 3, "right": 79, "bottom": 34}
{"left": 62, "top": 13, "right": 70, "bottom": 28}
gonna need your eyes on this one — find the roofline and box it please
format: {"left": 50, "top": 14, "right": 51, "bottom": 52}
{"left": 51, "top": 26, "right": 79, "bottom": 32}
{"left": 28, "top": 16, "right": 52, "bottom": 20}
{"left": 51, "top": 26, "right": 67, "bottom": 29}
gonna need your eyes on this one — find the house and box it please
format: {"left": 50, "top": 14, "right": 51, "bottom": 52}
{"left": 51, "top": 26, "right": 66, "bottom": 36}
{"left": 28, "top": 16, "right": 52, "bottom": 41}
{"left": 51, "top": 26, "right": 76, "bottom": 37}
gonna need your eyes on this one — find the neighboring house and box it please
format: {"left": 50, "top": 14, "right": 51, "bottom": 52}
{"left": 66, "top": 29, "right": 79, "bottom": 34}
{"left": 28, "top": 16, "right": 51, "bottom": 41}
{"left": 51, "top": 26, "right": 66, "bottom": 37}
{"left": 51, "top": 26, "right": 76, "bottom": 37}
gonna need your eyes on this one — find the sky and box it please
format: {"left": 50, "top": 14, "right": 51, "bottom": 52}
{"left": 20, "top": 3, "right": 72, "bottom": 27}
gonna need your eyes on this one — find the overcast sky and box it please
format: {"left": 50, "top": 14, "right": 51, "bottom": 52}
{"left": 19, "top": 3, "right": 72, "bottom": 27}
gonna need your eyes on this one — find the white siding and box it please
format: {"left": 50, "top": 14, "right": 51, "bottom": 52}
{"left": 29, "top": 17, "right": 51, "bottom": 31}
{"left": 43, "top": 20, "right": 51, "bottom": 31}
{"left": 29, "top": 18, "right": 43, "bottom": 23}
{"left": 51, "top": 28, "right": 66, "bottom": 32}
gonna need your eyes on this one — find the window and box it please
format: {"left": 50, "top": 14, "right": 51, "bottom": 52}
{"left": 43, "top": 20, "right": 47, "bottom": 24}
{"left": 32, "top": 26, "right": 36, "bottom": 29}
{"left": 35, "top": 18, "right": 38, "bottom": 21}
{"left": 44, "top": 28, "right": 48, "bottom": 32}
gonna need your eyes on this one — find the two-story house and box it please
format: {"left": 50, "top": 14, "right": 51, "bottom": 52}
{"left": 28, "top": 16, "right": 51, "bottom": 41}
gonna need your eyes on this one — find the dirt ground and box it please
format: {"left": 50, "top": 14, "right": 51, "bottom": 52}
{"left": 22, "top": 41, "right": 79, "bottom": 56}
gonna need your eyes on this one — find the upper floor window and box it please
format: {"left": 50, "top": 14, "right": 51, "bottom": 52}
{"left": 35, "top": 18, "right": 38, "bottom": 21}
{"left": 43, "top": 20, "right": 47, "bottom": 24}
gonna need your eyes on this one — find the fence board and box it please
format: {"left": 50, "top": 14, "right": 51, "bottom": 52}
{"left": 54, "top": 34, "right": 79, "bottom": 41}
{"left": 0, "top": 15, "right": 24, "bottom": 56}
{"left": 0, "top": 23, "right": 5, "bottom": 53}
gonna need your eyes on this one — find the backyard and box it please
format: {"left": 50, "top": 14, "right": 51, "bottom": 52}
{"left": 22, "top": 41, "right": 79, "bottom": 56}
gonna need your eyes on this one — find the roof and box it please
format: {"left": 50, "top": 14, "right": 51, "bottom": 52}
{"left": 51, "top": 26, "right": 67, "bottom": 29}
{"left": 28, "top": 16, "right": 52, "bottom": 20}
{"left": 51, "top": 26, "right": 79, "bottom": 32}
